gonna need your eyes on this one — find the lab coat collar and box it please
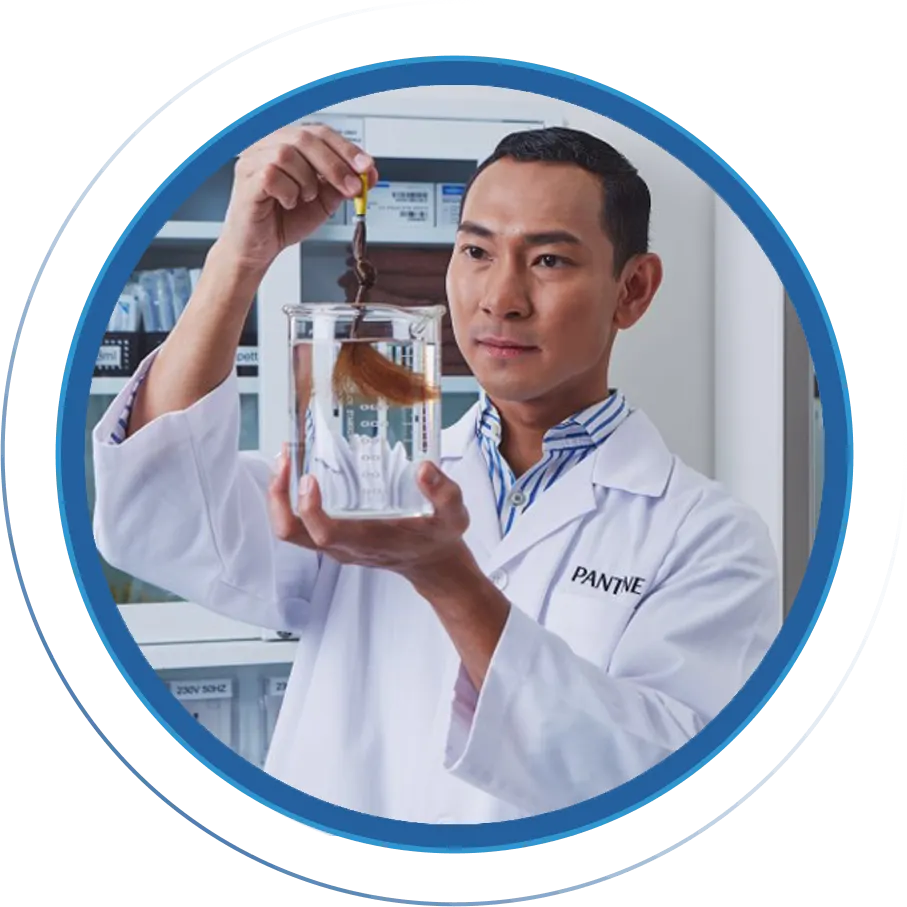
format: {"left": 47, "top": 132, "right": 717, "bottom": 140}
{"left": 589, "top": 409, "right": 674, "bottom": 498}
{"left": 441, "top": 404, "right": 674, "bottom": 498}
{"left": 440, "top": 403, "right": 675, "bottom": 573}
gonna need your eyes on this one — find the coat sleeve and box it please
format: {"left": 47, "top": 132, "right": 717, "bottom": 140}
{"left": 92, "top": 352, "right": 325, "bottom": 633}
{"left": 443, "top": 490, "right": 781, "bottom": 815}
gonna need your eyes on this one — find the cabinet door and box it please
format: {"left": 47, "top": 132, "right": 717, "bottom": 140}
{"left": 298, "top": 112, "right": 548, "bottom": 161}
{"left": 362, "top": 116, "right": 545, "bottom": 160}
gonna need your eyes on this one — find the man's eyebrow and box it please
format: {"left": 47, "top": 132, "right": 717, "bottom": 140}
{"left": 456, "top": 221, "right": 583, "bottom": 246}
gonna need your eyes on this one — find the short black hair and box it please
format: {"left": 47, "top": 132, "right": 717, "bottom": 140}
{"left": 460, "top": 126, "right": 651, "bottom": 275}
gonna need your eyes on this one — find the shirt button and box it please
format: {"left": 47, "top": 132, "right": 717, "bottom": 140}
{"left": 509, "top": 490, "right": 527, "bottom": 507}
{"left": 490, "top": 569, "right": 508, "bottom": 590}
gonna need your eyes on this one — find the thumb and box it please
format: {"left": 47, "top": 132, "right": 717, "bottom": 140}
{"left": 417, "top": 462, "right": 468, "bottom": 530}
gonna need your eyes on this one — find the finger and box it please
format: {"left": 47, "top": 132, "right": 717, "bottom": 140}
{"left": 267, "top": 144, "right": 323, "bottom": 203}
{"left": 296, "top": 474, "right": 338, "bottom": 547}
{"left": 268, "top": 452, "right": 313, "bottom": 547}
{"left": 257, "top": 161, "right": 303, "bottom": 210}
{"left": 304, "top": 123, "right": 376, "bottom": 177}
{"left": 316, "top": 180, "right": 346, "bottom": 220}
{"left": 235, "top": 148, "right": 300, "bottom": 210}
{"left": 296, "top": 126, "right": 374, "bottom": 199}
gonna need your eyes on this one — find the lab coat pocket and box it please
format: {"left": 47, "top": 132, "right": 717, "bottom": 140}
{"left": 543, "top": 589, "right": 638, "bottom": 669}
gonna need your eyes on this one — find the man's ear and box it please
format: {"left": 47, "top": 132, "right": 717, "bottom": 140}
{"left": 614, "top": 253, "right": 663, "bottom": 330}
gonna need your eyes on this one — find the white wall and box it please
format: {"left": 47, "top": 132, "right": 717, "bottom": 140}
{"left": 325, "top": 86, "right": 719, "bottom": 477}
{"left": 559, "top": 103, "right": 716, "bottom": 477}
{"left": 714, "top": 197, "right": 785, "bottom": 559}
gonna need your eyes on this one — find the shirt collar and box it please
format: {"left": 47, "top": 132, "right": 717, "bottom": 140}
{"left": 441, "top": 401, "right": 673, "bottom": 498}
{"left": 476, "top": 388, "right": 629, "bottom": 452}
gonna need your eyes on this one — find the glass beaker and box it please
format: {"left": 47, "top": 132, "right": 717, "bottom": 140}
{"left": 285, "top": 303, "right": 446, "bottom": 519}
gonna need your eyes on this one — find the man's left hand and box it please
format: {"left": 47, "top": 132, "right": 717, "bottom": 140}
{"left": 268, "top": 450, "right": 474, "bottom": 586}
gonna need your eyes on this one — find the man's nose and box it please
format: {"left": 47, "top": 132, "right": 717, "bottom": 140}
{"left": 480, "top": 263, "right": 532, "bottom": 320}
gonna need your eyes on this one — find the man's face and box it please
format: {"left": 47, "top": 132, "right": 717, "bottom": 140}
{"left": 446, "top": 158, "right": 625, "bottom": 407}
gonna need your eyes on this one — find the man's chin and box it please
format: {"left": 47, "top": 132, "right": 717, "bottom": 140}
{"left": 472, "top": 373, "right": 548, "bottom": 404}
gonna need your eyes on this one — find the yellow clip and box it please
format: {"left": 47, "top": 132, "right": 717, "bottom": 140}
{"left": 353, "top": 173, "right": 369, "bottom": 217}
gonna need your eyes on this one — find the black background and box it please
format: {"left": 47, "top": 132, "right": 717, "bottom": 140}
{"left": 4, "top": 8, "right": 903, "bottom": 899}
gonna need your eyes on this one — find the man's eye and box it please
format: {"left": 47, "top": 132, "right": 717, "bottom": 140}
{"left": 462, "top": 245, "right": 488, "bottom": 260}
{"left": 536, "top": 254, "right": 566, "bottom": 268}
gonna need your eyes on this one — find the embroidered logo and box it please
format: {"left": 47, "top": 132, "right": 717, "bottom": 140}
{"left": 569, "top": 565, "right": 646, "bottom": 596}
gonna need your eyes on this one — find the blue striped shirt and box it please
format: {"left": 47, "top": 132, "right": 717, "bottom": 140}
{"left": 476, "top": 389, "right": 630, "bottom": 536}
{"left": 108, "top": 373, "right": 146, "bottom": 444}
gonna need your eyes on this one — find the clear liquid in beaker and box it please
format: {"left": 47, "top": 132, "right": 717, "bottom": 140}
{"left": 290, "top": 337, "right": 441, "bottom": 519}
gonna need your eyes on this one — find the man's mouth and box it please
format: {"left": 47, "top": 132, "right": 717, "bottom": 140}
{"left": 475, "top": 336, "right": 540, "bottom": 359}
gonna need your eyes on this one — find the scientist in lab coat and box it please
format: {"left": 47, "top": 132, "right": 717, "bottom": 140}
{"left": 93, "top": 123, "right": 780, "bottom": 823}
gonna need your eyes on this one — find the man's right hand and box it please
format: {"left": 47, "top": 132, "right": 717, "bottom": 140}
{"left": 217, "top": 123, "right": 379, "bottom": 273}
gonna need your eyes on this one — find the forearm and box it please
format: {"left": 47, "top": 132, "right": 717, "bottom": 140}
{"left": 128, "top": 239, "right": 268, "bottom": 435}
{"left": 406, "top": 545, "right": 510, "bottom": 689}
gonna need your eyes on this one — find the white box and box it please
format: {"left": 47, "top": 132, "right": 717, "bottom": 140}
{"left": 436, "top": 183, "right": 466, "bottom": 227}
{"left": 365, "top": 181, "right": 434, "bottom": 228}
{"left": 169, "top": 677, "right": 235, "bottom": 748}
{"left": 261, "top": 675, "right": 290, "bottom": 760}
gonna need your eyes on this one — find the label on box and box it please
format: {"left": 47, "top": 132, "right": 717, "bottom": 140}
{"left": 367, "top": 181, "right": 434, "bottom": 227}
{"left": 436, "top": 183, "right": 465, "bottom": 227}
{"left": 169, "top": 678, "right": 234, "bottom": 701}
{"left": 235, "top": 346, "right": 258, "bottom": 368}
{"left": 265, "top": 677, "right": 288, "bottom": 697}
{"left": 296, "top": 115, "right": 364, "bottom": 148}
{"left": 96, "top": 345, "right": 123, "bottom": 370}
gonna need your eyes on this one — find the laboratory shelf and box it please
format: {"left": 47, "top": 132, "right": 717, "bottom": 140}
{"left": 155, "top": 220, "right": 222, "bottom": 242}
{"left": 94, "top": 374, "right": 466, "bottom": 398}
{"left": 309, "top": 224, "right": 457, "bottom": 246}
{"left": 91, "top": 376, "right": 260, "bottom": 396}
{"left": 153, "top": 221, "right": 457, "bottom": 247}
{"left": 142, "top": 639, "right": 297, "bottom": 671}
{"left": 91, "top": 376, "right": 132, "bottom": 396}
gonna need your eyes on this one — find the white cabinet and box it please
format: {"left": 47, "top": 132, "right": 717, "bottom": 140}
{"left": 85, "top": 95, "right": 557, "bottom": 763}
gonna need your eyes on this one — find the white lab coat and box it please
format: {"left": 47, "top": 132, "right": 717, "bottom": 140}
{"left": 92, "top": 357, "right": 780, "bottom": 823}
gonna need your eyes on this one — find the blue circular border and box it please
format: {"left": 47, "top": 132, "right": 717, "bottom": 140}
{"left": 48, "top": 57, "right": 850, "bottom": 853}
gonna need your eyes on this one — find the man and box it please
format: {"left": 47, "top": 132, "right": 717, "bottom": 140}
{"left": 93, "top": 123, "right": 780, "bottom": 822}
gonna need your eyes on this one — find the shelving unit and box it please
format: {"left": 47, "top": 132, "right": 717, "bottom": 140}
{"left": 91, "top": 375, "right": 260, "bottom": 396}
{"left": 156, "top": 220, "right": 460, "bottom": 246}
{"left": 84, "top": 99, "right": 555, "bottom": 767}
{"left": 155, "top": 220, "right": 221, "bottom": 242}
{"left": 143, "top": 639, "right": 297, "bottom": 671}
{"left": 309, "top": 224, "right": 458, "bottom": 246}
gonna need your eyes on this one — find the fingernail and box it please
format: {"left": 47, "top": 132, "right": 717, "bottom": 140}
{"left": 299, "top": 475, "right": 314, "bottom": 496}
{"left": 345, "top": 176, "right": 362, "bottom": 196}
{"left": 423, "top": 463, "right": 440, "bottom": 486}
{"left": 353, "top": 153, "right": 371, "bottom": 172}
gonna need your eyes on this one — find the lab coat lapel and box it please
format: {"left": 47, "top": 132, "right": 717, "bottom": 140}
{"left": 441, "top": 405, "right": 502, "bottom": 565}
{"left": 484, "top": 454, "right": 598, "bottom": 575}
